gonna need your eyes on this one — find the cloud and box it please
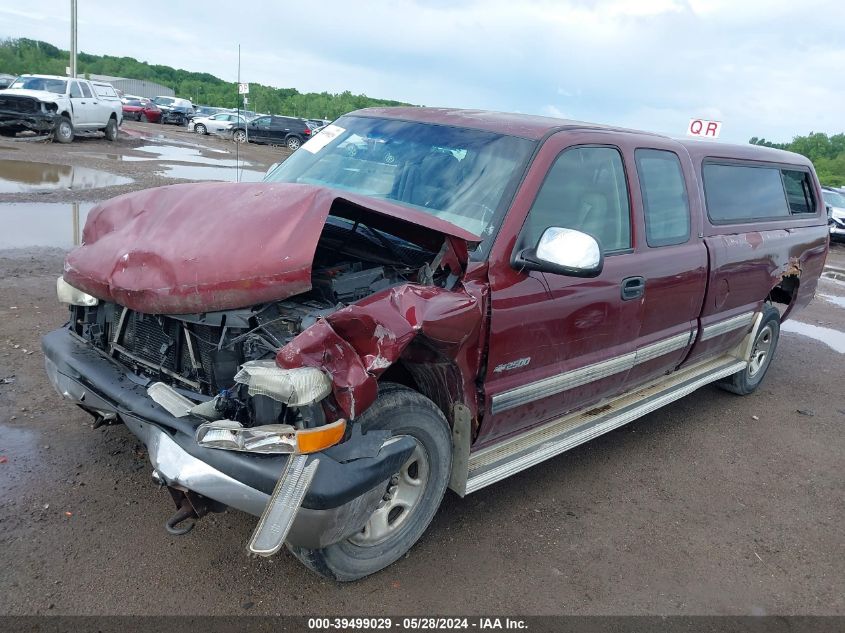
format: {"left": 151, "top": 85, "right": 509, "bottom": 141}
{"left": 3, "top": 0, "right": 844, "bottom": 142}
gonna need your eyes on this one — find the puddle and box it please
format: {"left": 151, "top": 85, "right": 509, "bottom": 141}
{"left": 0, "top": 160, "right": 132, "bottom": 193}
{"left": 0, "top": 202, "right": 95, "bottom": 248}
{"left": 821, "top": 270, "right": 845, "bottom": 284}
{"left": 819, "top": 294, "right": 845, "bottom": 309}
{"left": 781, "top": 320, "right": 845, "bottom": 354}
{"left": 160, "top": 164, "right": 264, "bottom": 182}
{"left": 126, "top": 144, "right": 240, "bottom": 166}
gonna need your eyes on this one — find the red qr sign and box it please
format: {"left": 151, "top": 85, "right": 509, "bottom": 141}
{"left": 687, "top": 118, "right": 722, "bottom": 138}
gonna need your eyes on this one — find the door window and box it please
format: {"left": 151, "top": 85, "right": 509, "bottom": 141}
{"left": 80, "top": 82, "right": 93, "bottom": 98}
{"left": 523, "top": 146, "right": 631, "bottom": 253}
{"left": 69, "top": 82, "right": 82, "bottom": 98}
{"left": 253, "top": 117, "right": 271, "bottom": 128}
{"left": 635, "top": 149, "right": 691, "bottom": 246}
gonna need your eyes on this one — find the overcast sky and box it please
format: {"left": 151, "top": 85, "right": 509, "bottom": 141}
{"left": 3, "top": 0, "right": 843, "bottom": 143}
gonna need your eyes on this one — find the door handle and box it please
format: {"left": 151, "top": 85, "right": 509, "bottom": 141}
{"left": 621, "top": 276, "right": 645, "bottom": 301}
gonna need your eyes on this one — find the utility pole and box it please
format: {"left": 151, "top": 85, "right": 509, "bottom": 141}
{"left": 69, "top": 0, "right": 78, "bottom": 77}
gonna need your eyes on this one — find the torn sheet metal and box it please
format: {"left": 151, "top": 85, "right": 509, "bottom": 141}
{"left": 276, "top": 282, "right": 485, "bottom": 420}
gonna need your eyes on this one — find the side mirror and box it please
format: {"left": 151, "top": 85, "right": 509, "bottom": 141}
{"left": 513, "top": 227, "right": 603, "bottom": 278}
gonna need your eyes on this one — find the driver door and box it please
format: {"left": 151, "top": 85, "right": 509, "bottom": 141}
{"left": 249, "top": 116, "right": 272, "bottom": 142}
{"left": 478, "top": 132, "right": 644, "bottom": 446}
{"left": 68, "top": 81, "right": 92, "bottom": 127}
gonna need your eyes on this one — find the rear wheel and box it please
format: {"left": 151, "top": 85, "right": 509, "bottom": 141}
{"left": 287, "top": 384, "right": 452, "bottom": 581}
{"left": 54, "top": 116, "right": 73, "bottom": 143}
{"left": 140, "top": 113, "right": 148, "bottom": 123}
{"left": 104, "top": 117, "right": 118, "bottom": 141}
{"left": 718, "top": 304, "right": 780, "bottom": 395}
{"left": 286, "top": 135, "right": 302, "bottom": 150}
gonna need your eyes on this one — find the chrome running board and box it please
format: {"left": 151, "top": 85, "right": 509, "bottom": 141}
{"left": 465, "top": 355, "right": 747, "bottom": 495}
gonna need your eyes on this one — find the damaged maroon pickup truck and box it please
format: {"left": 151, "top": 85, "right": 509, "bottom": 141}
{"left": 42, "top": 108, "right": 828, "bottom": 580}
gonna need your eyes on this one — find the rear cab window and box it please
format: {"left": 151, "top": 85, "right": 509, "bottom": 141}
{"left": 782, "top": 170, "right": 816, "bottom": 214}
{"left": 703, "top": 161, "right": 817, "bottom": 223}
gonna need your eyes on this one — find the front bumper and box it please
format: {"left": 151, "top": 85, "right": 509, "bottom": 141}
{"left": 42, "top": 327, "right": 414, "bottom": 549}
{"left": 0, "top": 110, "right": 57, "bottom": 133}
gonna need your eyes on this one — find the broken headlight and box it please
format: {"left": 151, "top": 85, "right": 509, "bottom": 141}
{"left": 234, "top": 361, "right": 332, "bottom": 406}
{"left": 56, "top": 277, "right": 98, "bottom": 306}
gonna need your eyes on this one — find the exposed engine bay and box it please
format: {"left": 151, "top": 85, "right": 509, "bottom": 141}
{"left": 69, "top": 217, "right": 448, "bottom": 429}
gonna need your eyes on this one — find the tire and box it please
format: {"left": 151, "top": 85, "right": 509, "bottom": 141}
{"left": 140, "top": 113, "right": 148, "bottom": 123}
{"left": 104, "top": 117, "right": 118, "bottom": 142}
{"left": 233, "top": 128, "right": 246, "bottom": 143}
{"left": 194, "top": 123, "right": 207, "bottom": 135}
{"left": 718, "top": 304, "right": 780, "bottom": 395}
{"left": 136, "top": 113, "right": 142, "bottom": 122}
{"left": 286, "top": 135, "right": 302, "bottom": 151}
{"left": 288, "top": 383, "right": 452, "bottom": 581}
{"left": 0, "top": 129, "right": 17, "bottom": 137}
{"left": 53, "top": 116, "right": 73, "bottom": 144}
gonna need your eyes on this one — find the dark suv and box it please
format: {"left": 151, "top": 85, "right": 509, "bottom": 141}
{"left": 236, "top": 115, "right": 313, "bottom": 150}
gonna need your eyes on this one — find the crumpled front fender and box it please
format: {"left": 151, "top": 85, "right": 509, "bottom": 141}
{"left": 276, "top": 283, "right": 484, "bottom": 419}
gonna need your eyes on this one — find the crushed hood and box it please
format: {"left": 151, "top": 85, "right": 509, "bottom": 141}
{"left": 63, "top": 182, "right": 479, "bottom": 314}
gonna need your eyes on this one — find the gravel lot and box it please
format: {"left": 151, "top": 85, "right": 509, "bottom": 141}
{"left": 0, "top": 125, "right": 843, "bottom": 616}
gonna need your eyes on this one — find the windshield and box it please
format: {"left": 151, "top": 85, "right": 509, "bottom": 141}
{"left": 10, "top": 77, "right": 67, "bottom": 93}
{"left": 823, "top": 190, "right": 845, "bottom": 208}
{"left": 264, "top": 115, "right": 535, "bottom": 244}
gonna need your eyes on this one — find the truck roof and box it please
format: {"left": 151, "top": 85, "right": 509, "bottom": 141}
{"left": 16, "top": 73, "right": 73, "bottom": 81}
{"left": 353, "top": 107, "right": 812, "bottom": 168}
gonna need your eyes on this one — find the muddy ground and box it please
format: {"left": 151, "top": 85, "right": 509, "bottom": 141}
{"left": 0, "top": 125, "right": 843, "bottom": 616}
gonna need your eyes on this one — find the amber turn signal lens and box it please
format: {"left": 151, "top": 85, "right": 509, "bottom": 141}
{"left": 295, "top": 419, "right": 347, "bottom": 454}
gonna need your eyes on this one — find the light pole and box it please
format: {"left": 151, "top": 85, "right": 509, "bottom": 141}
{"left": 69, "top": 0, "right": 78, "bottom": 77}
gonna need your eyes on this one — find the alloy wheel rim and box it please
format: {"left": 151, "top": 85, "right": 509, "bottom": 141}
{"left": 348, "top": 437, "right": 429, "bottom": 547}
{"left": 748, "top": 323, "right": 775, "bottom": 376}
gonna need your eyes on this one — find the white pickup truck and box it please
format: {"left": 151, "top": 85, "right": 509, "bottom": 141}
{"left": 0, "top": 74, "right": 123, "bottom": 143}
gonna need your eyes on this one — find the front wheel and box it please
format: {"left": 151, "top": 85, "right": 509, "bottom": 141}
{"left": 140, "top": 113, "right": 148, "bottom": 123}
{"left": 104, "top": 117, "right": 118, "bottom": 141}
{"left": 53, "top": 116, "right": 73, "bottom": 143}
{"left": 194, "top": 123, "right": 207, "bottom": 135}
{"left": 233, "top": 128, "right": 246, "bottom": 143}
{"left": 718, "top": 304, "right": 780, "bottom": 395}
{"left": 286, "top": 135, "right": 302, "bottom": 151}
{"left": 287, "top": 384, "right": 452, "bottom": 581}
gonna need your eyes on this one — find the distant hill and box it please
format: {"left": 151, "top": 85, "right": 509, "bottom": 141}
{"left": 0, "top": 37, "right": 411, "bottom": 119}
